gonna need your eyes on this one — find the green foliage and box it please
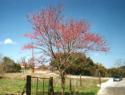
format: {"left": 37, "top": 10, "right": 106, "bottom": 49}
{"left": 107, "top": 68, "right": 125, "bottom": 77}
{"left": 0, "top": 57, "right": 21, "bottom": 73}
{"left": 50, "top": 52, "right": 107, "bottom": 76}
{"left": 12, "top": 63, "right": 21, "bottom": 72}
{"left": 95, "top": 64, "right": 108, "bottom": 77}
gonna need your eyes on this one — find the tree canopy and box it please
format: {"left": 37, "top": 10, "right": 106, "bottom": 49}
{"left": 0, "top": 57, "right": 21, "bottom": 73}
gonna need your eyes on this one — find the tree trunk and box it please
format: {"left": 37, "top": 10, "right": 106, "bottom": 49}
{"left": 60, "top": 71, "right": 65, "bottom": 95}
{"left": 32, "top": 67, "right": 34, "bottom": 73}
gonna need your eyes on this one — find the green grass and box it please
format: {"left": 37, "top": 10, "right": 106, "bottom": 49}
{"left": 30, "top": 77, "right": 100, "bottom": 95}
{"left": 0, "top": 73, "right": 107, "bottom": 95}
{"left": 53, "top": 78, "right": 100, "bottom": 95}
{"left": 0, "top": 78, "right": 25, "bottom": 94}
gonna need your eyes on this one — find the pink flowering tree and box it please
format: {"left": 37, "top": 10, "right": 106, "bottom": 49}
{"left": 23, "top": 6, "right": 108, "bottom": 95}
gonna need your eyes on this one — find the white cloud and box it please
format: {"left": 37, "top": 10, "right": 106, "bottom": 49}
{"left": 4, "top": 38, "right": 15, "bottom": 45}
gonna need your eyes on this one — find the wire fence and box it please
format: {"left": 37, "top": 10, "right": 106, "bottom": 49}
{"left": 29, "top": 76, "right": 49, "bottom": 95}
{"left": 24, "top": 75, "right": 100, "bottom": 95}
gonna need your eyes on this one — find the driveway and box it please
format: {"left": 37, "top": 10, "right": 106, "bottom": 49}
{"left": 97, "top": 78, "right": 125, "bottom": 95}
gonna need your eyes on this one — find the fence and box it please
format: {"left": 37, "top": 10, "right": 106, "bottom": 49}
{"left": 24, "top": 75, "right": 101, "bottom": 95}
{"left": 25, "top": 75, "right": 53, "bottom": 95}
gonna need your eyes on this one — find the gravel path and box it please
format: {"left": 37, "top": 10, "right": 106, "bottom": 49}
{"left": 97, "top": 78, "right": 125, "bottom": 95}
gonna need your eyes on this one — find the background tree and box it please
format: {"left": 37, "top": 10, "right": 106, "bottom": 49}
{"left": 95, "top": 64, "right": 107, "bottom": 77}
{"left": 0, "top": 55, "right": 4, "bottom": 76}
{"left": 0, "top": 57, "right": 21, "bottom": 73}
{"left": 106, "top": 59, "right": 125, "bottom": 77}
{"left": 114, "top": 59, "right": 125, "bottom": 68}
{"left": 50, "top": 52, "right": 95, "bottom": 75}
{"left": 51, "top": 52, "right": 108, "bottom": 77}
{"left": 23, "top": 5, "right": 108, "bottom": 95}
{"left": 19, "top": 57, "right": 28, "bottom": 68}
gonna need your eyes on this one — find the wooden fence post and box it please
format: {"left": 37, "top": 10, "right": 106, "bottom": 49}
{"left": 69, "top": 78, "right": 73, "bottom": 94}
{"left": 36, "top": 77, "right": 38, "bottom": 95}
{"left": 48, "top": 77, "right": 54, "bottom": 95}
{"left": 80, "top": 74, "right": 82, "bottom": 87}
{"left": 26, "top": 75, "right": 31, "bottom": 95}
{"left": 99, "top": 72, "right": 101, "bottom": 88}
{"left": 43, "top": 79, "right": 45, "bottom": 95}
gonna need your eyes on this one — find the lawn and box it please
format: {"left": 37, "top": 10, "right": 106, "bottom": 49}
{"left": 0, "top": 78, "right": 25, "bottom": 94}
{"left": 0, "top": 73, "right": 107, "bottom": 95}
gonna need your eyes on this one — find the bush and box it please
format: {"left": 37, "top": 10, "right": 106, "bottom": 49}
{"left": 0, "top": 57, "right": 21, "bottom": 73}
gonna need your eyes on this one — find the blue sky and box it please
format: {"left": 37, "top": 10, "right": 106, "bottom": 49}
{"left": 0, "top": 0, "right": 125, "bottom": 68}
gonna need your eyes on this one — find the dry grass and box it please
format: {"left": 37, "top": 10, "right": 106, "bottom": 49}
{"left": 0, "top": 71, "right": 108, "bottom": 95}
